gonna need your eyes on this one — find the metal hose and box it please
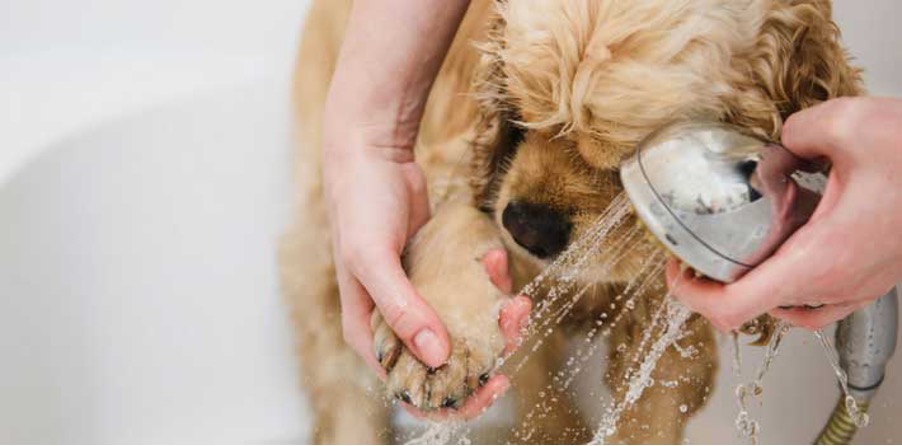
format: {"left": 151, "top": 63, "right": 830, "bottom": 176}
{"left": 813, "top": 288, "right": 898, "bottom": 445}
{"left": 815, "top": 398, "right": 869, "bottom": 445}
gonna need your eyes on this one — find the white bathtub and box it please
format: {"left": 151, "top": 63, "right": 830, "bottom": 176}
{"left": 1, "top": 1, "right": 900, "bottom": 443}
{"left": 0, "top": 81, "right": 313, "bottom": 443}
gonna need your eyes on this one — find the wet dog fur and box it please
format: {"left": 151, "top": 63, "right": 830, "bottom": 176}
{"left": 280, "top": 0, "right": 861, "bottom": 443}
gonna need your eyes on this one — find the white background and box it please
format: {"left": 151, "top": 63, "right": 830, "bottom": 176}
{"left": 0, "top": 0, "right": 900, "bottom": 443}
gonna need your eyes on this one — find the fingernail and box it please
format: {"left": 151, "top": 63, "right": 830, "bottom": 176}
{"left": 414, "top": 329, "right": 446, "bottom": 366}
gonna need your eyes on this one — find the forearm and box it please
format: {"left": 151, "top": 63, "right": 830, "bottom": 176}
{"left": 324, "top": 0, "right": 471, "bottom": 151}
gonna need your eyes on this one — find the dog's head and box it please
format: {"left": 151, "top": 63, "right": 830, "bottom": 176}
{"left": 470, "top": 0, "right": 861, "bottom": 280}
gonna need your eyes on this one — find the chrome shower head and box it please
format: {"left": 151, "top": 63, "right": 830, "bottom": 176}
{"left": 621, "top": 122, "right": 898, "bottom": 444}
{"left": 620, "top": 121, "right": 826, "bottom": 282}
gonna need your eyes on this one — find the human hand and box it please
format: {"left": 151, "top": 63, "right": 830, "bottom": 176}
{"left": 320, "top": 0, "right": 472, "bottom": 377}
{"left": 323, "top": 134, "right": 532, "bottom": 387}
{"left": 667, "top": 97, "right": 902, "bottom": 331}
{"left": 323, "top": 133, "right": 447, "bottom": 374}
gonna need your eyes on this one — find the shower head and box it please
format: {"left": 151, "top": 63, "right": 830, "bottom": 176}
{"left": 621, "top": 121, "right": 898, "bottom": 444}
{"left": 620, "top": 121, "right": 825, "bottom": 283}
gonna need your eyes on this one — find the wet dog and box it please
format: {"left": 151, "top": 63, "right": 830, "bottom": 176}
{"left": 280, "top": 0, "right": 861, "bottom": 442}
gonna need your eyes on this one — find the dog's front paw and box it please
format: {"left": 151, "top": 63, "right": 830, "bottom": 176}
{"left": 372, "top": 310, "right": 503, "bottom": 410}
{"left": 370, "top": 203, "right": 512, "bottom": 411}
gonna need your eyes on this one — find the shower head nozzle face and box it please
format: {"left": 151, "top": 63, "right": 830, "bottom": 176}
{"left": 620, "top": 122, "right": 825, "bottom": 283}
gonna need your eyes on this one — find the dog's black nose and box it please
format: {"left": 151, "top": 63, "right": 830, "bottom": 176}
{"left": 502, "top": 202, "right": 572, "bottom": 259}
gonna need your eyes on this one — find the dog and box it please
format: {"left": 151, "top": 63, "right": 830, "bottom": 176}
{"left": 280, "top": 0, "right": 861, "bottom": 443}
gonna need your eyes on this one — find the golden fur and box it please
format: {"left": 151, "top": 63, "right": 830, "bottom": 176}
{"left": 281, "top": 0, "right": 861, "bottom": 443}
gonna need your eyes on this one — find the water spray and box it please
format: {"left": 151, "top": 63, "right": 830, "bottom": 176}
{"left": 619, "top": 121, "right": 898, "bottom": 444}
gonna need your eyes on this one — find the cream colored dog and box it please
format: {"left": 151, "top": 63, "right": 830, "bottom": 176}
{"left": 280, "top": 0, "right": 861, "bottom": 443}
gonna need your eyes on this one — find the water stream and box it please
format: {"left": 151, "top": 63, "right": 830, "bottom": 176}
{"left": 813, "top": 329, "right": 870, "bottom": 428}
{"left": 592, "top": 296, "right": 693, "bottom": 444}
{"left": 732, "top": 321, "right": 790, "bottom": 444}
{"left": 510, "top": 252, "right": 667, "bottom": 442}
{"left": 502, "top": 193, "right": 635, "bottom": 375}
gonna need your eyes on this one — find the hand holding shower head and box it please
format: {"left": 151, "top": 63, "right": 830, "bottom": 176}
{"left": 620, "top": 121, "right": 897, "bottom": 444}
{"left": 620, "top": 121, "right": 825, "bottom": 282}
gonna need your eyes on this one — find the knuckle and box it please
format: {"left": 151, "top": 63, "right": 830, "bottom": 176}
{"left": 341, "top": 241, "right": 397, "bottom": 279}
{"left": 383, "top": 305, "right": 417, "bottom": 338}
{"left": 797, "top": 315, "right": 826, "bottom": 331}
{"left": 709, "top": 317, "right": 732, "bottom": 333}
{"left": 822, "top": 97, "right": 863, "bottom": 145}
{"left": 339, "top": 242, "right": 366, "bottom": 271}
{"left": 718, "top": 309, "right": 747, "bottom": 331}
{"left": 702, "top": 309, "right": 730, "bottom": 331}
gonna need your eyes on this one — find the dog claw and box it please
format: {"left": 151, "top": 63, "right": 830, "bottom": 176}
{"left": 373, "top": 239, "right": 506, "bottom": 412}
{"left": 377, "top": 344, "right": 401, "bottom": 371}
{"left": 372, "top": 314, "right": 402, "bottom": 371}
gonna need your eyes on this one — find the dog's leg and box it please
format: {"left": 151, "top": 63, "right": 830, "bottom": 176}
{"left": 280, "top": 222, "right": 391, "bottom": 444}
{"left": 282, "top": 1, "right": 392, "bottom": 442}
{"left": 506, "top": 331, "right": 592, "bottom": 444}
{"left": 603, "top": 291, "right": 718, "bottom": 444}
{"left": 373, "top": 201, "right": 510, "bottom": 411}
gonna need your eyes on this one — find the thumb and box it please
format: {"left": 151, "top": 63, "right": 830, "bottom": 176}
{"left": 353, "top": 250, "right": 450, "bottom": 368}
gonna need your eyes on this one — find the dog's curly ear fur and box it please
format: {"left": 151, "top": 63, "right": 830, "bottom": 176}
{"left": 469, "top": 8, "right": 523, "bottom": 213}
{"left": 727, "top": 0, "right": 863, "bottom": 138}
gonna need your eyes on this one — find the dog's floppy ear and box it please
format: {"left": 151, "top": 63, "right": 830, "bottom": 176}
{"left": 469, "top": 10, "right": 523, "bottom": 213}
{"left": 726, "top": 0, "right": 863, "bottom": 138}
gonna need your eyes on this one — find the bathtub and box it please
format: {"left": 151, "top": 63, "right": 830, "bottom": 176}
{"left": 1, "top": 0, "right": 900, "bottom": 443}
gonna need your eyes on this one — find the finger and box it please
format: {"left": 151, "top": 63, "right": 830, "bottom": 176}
{"left": 335, "top": 266, "right": 387, "bottom": 379}
{"left": 781, "top": 99, "right": 858, "bottom": 163}
{"left": 353, "top": 250, "right": 450, "bottom": 368}
{"left": 665, "top": 260, "right": 751, "bottom": 331}
{"left": 451, "top": 375, "right": 510, "bottom": 420}
{"left": 401, "top": 375, "right": 511, "bottom": 421}
{"left": 666, "top": 226, "right": 839, "bottom": 330}
{"left": 768, "top": 301, "right": 866, "bottom": 331}
{"left": 499, "top": 295, "right": 533, "bottom": 356}
{"left": 664, "top": 258, "right": 690, "bottom": 289}
{"left": 482, "top": 248, "right": 513, "bottom": 294}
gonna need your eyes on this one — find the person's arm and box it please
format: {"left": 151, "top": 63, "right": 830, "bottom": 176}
{"left": 323, "top": 0, "right": 471, "bottom": 374}
{"left": 323, "top": 0, "right": 531, "bottom": 418}
{"left": 668, "top": 97, "right": 902, "bottom": 331}
{"left": 325, "top": 0, "right": 471, "bottom": 154}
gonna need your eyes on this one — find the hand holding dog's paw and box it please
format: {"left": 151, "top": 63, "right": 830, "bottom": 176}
{"left": 372, "top": 247, "right": 530, "bottom": 417}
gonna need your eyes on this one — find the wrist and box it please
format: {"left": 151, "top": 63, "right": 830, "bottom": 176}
{"left": 324, "top": 83, "right": 424, "bottom": 147}
{"left": 321, "top": 123, "right": 418, "bottom": 170}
